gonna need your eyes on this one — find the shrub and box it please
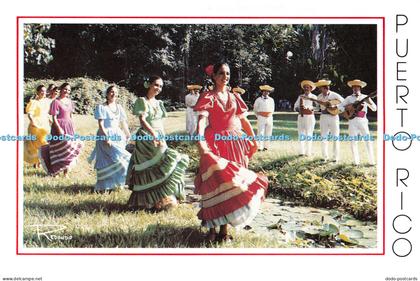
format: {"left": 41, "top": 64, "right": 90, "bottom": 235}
{"left": 24, "top": 77, "right": 137, "bottom": 114}
{"left": 251, "top": 158, "right": 377, "bottom": 221}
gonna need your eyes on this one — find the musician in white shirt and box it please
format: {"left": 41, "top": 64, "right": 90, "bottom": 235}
{"left": 253, "top": 85, "right": 275, "bottom": 151}
{"left": 293, "top": 80, "right": 317, "bottom": 156}
{"left": 339, "top": 79, "right": 377, "bottom": 165}
{"left": 315, "top": 79, "right": 344, "bottom": 162}
{"left": 185, "top": 84, "right": 201, "bottom": 135}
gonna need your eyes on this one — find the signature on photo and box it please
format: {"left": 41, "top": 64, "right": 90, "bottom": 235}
{"left": 28, "top": 224, "right": 72, "bottom": 242}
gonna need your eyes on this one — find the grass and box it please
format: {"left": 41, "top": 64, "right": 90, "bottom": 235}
{"left": 247, "top": 112, "right": 377, "bottom": 140}
{"left": 23, "top": 111, "right": 378, "bottom": 248}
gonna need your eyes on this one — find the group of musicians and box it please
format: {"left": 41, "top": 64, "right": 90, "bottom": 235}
{"left": 185, "top": 79, "right": 377, "bottom": 166}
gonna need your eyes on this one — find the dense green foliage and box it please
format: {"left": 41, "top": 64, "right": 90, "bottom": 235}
{"left": 24, "top": 77, "right": 137, "bottom": 114}
{"left": 251, "top": 157, "right": 377, "bottom": 221}
{"left": 24, "top": 23, "right": 377, "bottom": 103}
{"left": 24, "top": 24, "right": 55, "bottom": 65}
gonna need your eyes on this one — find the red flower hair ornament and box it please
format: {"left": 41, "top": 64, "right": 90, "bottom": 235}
{"left": 205, "top": 64, "right": 214, "bottom": 76}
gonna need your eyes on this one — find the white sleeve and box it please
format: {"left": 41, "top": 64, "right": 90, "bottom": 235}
{"left": 270, "top": 98, "right": 275, "bottom": 112}
{"left": 253, "top": 98, "right": 260, "bottom": 113}
{"left": 293, "top": 96, "right": 300, "bottom": 112}
{"left": 338, "top": 97, "right": 351, "bottom": 112}
{"left": 367, "top": 98, "right": 377, "bottom": 112}
{"left": 335, "top": 92, "right": 345, "bottom": 102}
{"left": 310, "top": 94, "right": 317, "bottom": 111}
{"left": 185, "top": 95, "right": 193, "bottom": 107}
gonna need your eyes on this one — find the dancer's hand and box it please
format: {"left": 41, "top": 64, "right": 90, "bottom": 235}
{"left": 198, "top": 144, "right": 211, "bottom": 156}
{"left": 248, "top": 140, "right": 258, "bottom": 158}
{"left": 153, "top": 139, "right": 163, "bottom": 147}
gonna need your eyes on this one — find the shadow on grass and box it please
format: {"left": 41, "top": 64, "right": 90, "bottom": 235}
{"left": 24, "top": 183, "right": 95, "bottom": 194}
{"left": 320, "top": 164, "right": 369, "bottom": 179}
{"left": 24, "top": 199, "right": 130, "bottom": 217}
{"left": 250, "top": 155, "right": 321, "bottom": 171}
{"left": 23, "top": 168, "right": 49, "bottom": 177}
{"left": 24, "top": 224, "right": 209, "bottom": 248}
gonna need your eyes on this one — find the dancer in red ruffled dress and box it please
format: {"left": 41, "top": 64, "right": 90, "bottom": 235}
{"left": 194, "top": 62, "right": 268, "bottom": 242}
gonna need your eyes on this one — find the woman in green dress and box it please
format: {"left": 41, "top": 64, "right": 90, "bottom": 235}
{"left": 126, "top": 75, "right": 189, "bottom": 210}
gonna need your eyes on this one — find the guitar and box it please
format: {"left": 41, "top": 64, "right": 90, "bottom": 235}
{"left": 301, "top": 96, "right": 341, "bottom": 116}
{"left": 341, "top": 91, "right": 377, "bottom": 120}
{"left": 299, "top": 95, "right": 304, "bottom": 117}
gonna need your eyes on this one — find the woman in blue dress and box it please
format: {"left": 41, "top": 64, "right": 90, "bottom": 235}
{"left": 89, "top": 85, "right": 131, "bottom": 192}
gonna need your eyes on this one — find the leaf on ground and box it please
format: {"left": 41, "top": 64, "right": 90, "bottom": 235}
{"left": 337, "top": 234, "right": 359, "bottom": 245}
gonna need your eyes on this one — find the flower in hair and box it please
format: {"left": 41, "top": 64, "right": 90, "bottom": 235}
{"left": 205, "top": 64, "right": 214, "bottom": 76}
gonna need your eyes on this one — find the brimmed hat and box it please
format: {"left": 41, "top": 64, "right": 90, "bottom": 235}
{"left": 315, "top": 79, "right": 331, "bottom": 88}
{"left": 347, "top": 79, "right": 367, "bottom": 88}
{"left": 232, "top": 87, "right": 246, "bottom": 94}
{"left": 187, "top": 84, "right": 203, "bottom": 91}
{"left": 259, "top": 85, "right": 274, "bottom": 92}
{"left": 300, "top": 80, "right": 316, "bottom": 91}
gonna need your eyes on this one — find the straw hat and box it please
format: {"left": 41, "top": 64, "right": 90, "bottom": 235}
{"left": 187, "top": 84, "right": 203, "bottom": 91}
{"left": 300, "top": 80, "right": 316, "bottom": 91}
{"left": 259, "top": 85, "right": 274, "bottom": 92}
{"left": 315, "top": 79, "right": 331, "bottom": 88}
{"left": 232, "top": 87, "right": 246, "bottom": 94}
{"left": 347, "top": 79, "right": 367, "bottom": 88}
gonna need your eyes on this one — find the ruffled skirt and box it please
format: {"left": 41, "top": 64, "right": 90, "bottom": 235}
{"left": 195, "top": 129, "right": 268, "bottom": 228}
{"left": 88, "top": 128, "right": 131, "bottom": 191}
{"left": 39, "top": 135, "right": 83, "bottom": 176}
{"left": 24, "top": 124, "right": 49, "bottom": 165}
{"left": 126, "top": 128, "right": 189, "bottom": 209}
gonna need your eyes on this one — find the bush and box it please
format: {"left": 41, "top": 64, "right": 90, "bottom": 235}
{"left": 24, "top": 77, "right": 137, "bottom": 114}
{"left": 251, "top": 158, "right": 377, "bottom": 221}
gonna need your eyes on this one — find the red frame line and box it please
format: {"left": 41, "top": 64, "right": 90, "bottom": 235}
{"left": 16, "top": 16, "right": 386, "bottom": 256}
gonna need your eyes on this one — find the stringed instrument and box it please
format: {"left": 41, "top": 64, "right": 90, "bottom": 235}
{"left": 299, "top": 95, "right": 304, "bottom": 117}
{"left": 301, "top": 96, "right": 342, "bottom": 116}
{"left": 341, "top": 91, "right": 377, "bottom": 120}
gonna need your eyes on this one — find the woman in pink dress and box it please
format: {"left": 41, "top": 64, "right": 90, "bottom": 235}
{"left": 40, "top": 83, "right": 83, "bottom": 176}
{"left": 194, "top": 62, "right": 268, "bottom": 242}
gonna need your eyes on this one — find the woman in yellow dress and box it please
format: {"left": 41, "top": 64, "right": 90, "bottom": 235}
{"left": 24, "top": 85, "right": 52, "bottom": 168}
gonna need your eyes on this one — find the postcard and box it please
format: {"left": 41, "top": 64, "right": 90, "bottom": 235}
{"left": 0, "top": 1, "right": 418, "bottom": 280}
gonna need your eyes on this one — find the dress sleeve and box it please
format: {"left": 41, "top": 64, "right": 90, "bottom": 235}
{"left": 193, "top": 92, "right": 214, "bottom": 117}
{"left": 118, "top": 104, "right": 128, "bottom": 121}
{"left": 25, "top": 100, "right": 35, "bottom": 115}
{"left": 233, "top": 92, "right": 248, "bottom": 117}
{"left": 133, "top": 97, "right": 148, "bottom": 117}
{"left": 94, "top": 104, "right": 106, "bottom": 120}
{"left": 49, "top": 99, "right": 60, "bottom": 116}
{"left": 159, "top": 100, "right": 167, "bottom": 118}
